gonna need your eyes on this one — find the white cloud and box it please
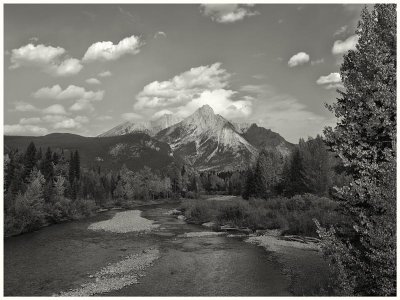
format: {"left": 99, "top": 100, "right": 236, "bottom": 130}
{"left": 14, "top": 102, "right": 38, "bottom": 112}
{"left": 42, "top": 115, "right": 67, "bottom": 123}
{"left": 10, "top": 43, "right": 82, "bottom": 76}
{"left": 83, "top": 35, "right": 143, "bottom": 62}
{"left": 122, "top": 112, "right": 143, "bottom": 121}
{"left": 33, "top": 85, "right": 104, "bottom": 104}
{"left": 135, "top": 62, "right": 231, "bottom": 110}
{"left": 134, "top": 63, "right": 252, "bottom": 120}
{"left": 154, "top": 31, "right": 167, "bottom": 38}
{"left": 19, "top": 117, "right": 42, "bottom": 125}
{"left": 69, "top": 100, "right": 95, "bottom": 112}
{"left": 332, "top": 34, "right": 358, "bottom": 55}
{"left": 288, "top": 52, "right": 310, "bottom": 67}
{"left": 316, "top": 72, "right": 341, "bottom": 85}
{"left": 43, "top": 104, "right": 67, "bottom": 115}
{"left": 200, "top": 4, "right": 259, "bottom": 23}
{"left": 86, "top": 78, "right": 101, "bottom": 85}
{"left": 176, "top": 89, "right": 252, "bottom": 119}
{"left": 4, "top": 124, "right": 48, "bottom": 136}
{"left": 153, "top": 109, "right": 173, "bottom": 119}
{"left": 98, "top": 70, "right": 112, "bottom": 77}
{"left": 33, "top": 85, "right": 62, "bottom": 99}
{"left": 53, "top": 119, "right": 81, "bottom": 130}
{"left": 324, "top": 83, "right": 345, "bottom": 90}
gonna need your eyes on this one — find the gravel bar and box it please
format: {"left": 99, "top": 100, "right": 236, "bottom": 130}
{"left": 88, "top": 210, "right": 159, "bottom": 233}
{"left": 58, "top": 248, "right": 160, "bottom": 296}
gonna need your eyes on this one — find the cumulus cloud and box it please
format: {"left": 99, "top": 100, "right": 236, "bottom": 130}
{"left": 70, "top": 100, "right": 95, "bottom": 112}
{"left": 134, "top": 63, "right": 253, "bottom": 120}
{"left": 86, "top": 78, "right": 101, "bottom": 85}
{"left": 288, "top": 52, "right": 310, "bottom": 67}
{"left": 135, "top": 63, "right": 230, "bottom": 110}
{"left": 14, "top": 102, "right": 38, "bottom": 112}
{"left": 332, "top": 34, "right": 358, "bottom": 55}
{"left": 316, "top": 72, "right": 344, "bottom": 90}
{"left": 98, "top": 70, "right": 112, "bottom": 77}
{"left": 33, "top": 84, "right": 104, "bottom": 101}
{"left": 153, "top": 109, "right": 173, "bottom": 119}
{"left": 43, "top": 104, "right": 67, "bottom": 115}
{"left": 4, "top": 124, "right": 48, "bottom": 136}
{"left": 200, "top": 4, "right": 259, "bottom": 23}
{"left": 53, "top": 118, "right": 82, "bottom": 130}
{"left": 19, "top": 117, "right": 42, "bottom": 125}
{"left": 82, "top": 35, "right": 143, "bottom": 62}
{"left": 316, "top": 72, "right": 341, "bottom": 85}
{"left": 42, "top": 115, "right": 67, "bottom": 123}
{"left": 10, "top": 43, "right": 83, "bottom": 76}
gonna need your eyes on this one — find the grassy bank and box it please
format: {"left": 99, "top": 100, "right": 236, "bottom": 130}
{"left": 180, "top": 194, "right": 345, "bottom": 237}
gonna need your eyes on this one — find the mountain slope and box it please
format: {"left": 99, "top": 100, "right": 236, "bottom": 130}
{"left": 242, "top": 124, "right": 295, "bottom": 156}
{"left": 99, "top": 114, "right": 181, "bottom": 137}
{"left": 156, "top": 105, "right": 258, "bottom": 171}
{"left": 4, "top": 133, "right": 176, "bottom": 172}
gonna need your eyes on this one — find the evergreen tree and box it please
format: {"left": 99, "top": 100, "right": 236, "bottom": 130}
{"left": 74, "top": 150, "right": 80, "bottom": 180}
{"left": 283, "top": 147, "right": 308, "bottom": 197}
{"left": 317, "top": 4, "right": 396, "bottom": 296}
{"left": 23, "top": 142, "right": 37, "bottom": 181}
{"left": 68, "top": 151, "right": 75, "bottom": 185}
{"left": 42, "top": 147, "right": 54, "bottom": 181}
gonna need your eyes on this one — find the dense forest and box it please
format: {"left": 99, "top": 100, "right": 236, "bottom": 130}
{"left": 4, "top": 134, "right": 347, "bottom": 237}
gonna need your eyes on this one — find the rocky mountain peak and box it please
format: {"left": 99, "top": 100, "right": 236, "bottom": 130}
{"left": 195, "top": 104, "right": 214, "bottom": 116}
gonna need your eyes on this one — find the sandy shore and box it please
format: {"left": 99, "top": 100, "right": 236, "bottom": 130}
{"left": 88, "top": 210, "right": 159, "bottom": 233}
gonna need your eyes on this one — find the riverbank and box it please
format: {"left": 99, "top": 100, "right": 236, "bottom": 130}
{"left": 5, "top": 201, "right": 329, "bottom": 296}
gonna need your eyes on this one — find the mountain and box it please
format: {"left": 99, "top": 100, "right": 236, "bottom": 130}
{"left": 98, "top": 114, "right": 181, "bottom": 137}
{"left": 232, "top": 122, "right": 251, "bottom": 134}
{"left": 155, "top": 105, "right": 258, "bottom": 171}
{"left": 242, "top": 123, "right": 295, "bottom": 156}
{"left": 4, "top": 133, "right": 177, "bottom": 172}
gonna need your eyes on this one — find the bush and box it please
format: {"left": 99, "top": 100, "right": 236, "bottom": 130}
{"left": 181, "top": 200, "right": 214, "bottom": 224}
{"left": 180, "top": 194, "right": 344, "bottom": 237}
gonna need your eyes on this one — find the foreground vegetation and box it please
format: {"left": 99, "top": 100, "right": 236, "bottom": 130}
{"left": 181, "top": 194, "right": 345, "bottom": 237}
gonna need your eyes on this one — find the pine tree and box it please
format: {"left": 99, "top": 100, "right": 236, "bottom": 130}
{"left": 42, "top": 147, "right": 54, "bottom": 181}
{"left": 68, "top": 151, "right": 75, "bottom": 185}
{"left": 23, "top": 142, "right": 37, "bottom": 181}
{"left": 74, "top": 150, "right": 80, "bottom": 180}
{"left": 318, "top": 4, "right": 396, "bottom": 296}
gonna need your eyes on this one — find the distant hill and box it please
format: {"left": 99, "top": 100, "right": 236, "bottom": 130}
{"left": 242, "top": 124, "right": 295, "bottom": 156}
{"left": 4, "top": 133, "right": 177, "bottom": 172}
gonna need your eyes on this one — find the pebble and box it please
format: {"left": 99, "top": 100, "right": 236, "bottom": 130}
{"left": 57, "top": 248, "right": 160, "bottom": 296}
{"left": 88, "top": 210, "right": 159, "bottom": 233}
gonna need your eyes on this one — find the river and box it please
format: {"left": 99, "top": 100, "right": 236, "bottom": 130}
{"left": 4, "top": 201, "right": 327, "bottom": 296}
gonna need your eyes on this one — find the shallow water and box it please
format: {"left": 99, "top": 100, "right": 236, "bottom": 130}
{"left": 4, "top": 201, "right": 322, "bottom": 296}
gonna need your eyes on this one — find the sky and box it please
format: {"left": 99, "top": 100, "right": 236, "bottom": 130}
{"left": 4, "top": 3, "right": 366, "bottom": 143}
